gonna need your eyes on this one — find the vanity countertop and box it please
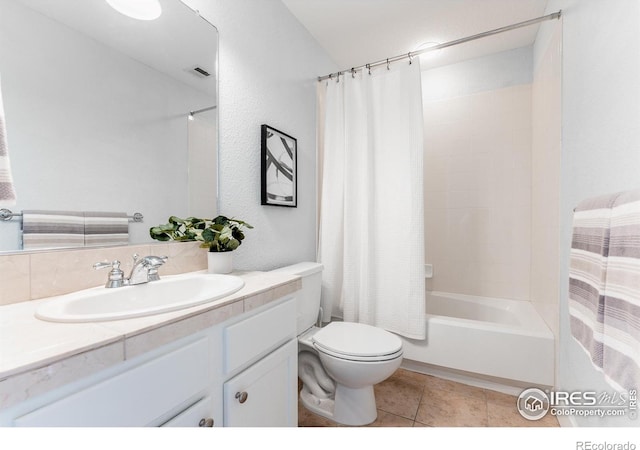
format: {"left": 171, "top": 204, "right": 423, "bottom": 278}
{"left": 0, "top": 270, "right": 301, "bottom": 409}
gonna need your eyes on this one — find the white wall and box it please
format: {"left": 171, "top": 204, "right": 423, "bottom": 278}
{"left": 539, "top": 0, "right": 640, "bottom": 427}
{"left": 423, "top": 47, "right": 534, "bottom": 301}
{"left": 422, "top": 46, "right": 533, "bottom": 101}
{"left": 182, "top": 0, "right": 337, "bottom": 271}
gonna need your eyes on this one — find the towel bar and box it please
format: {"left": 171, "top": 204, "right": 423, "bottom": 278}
{"left": 0, "top": 208, "right": 144, "bottom": 223}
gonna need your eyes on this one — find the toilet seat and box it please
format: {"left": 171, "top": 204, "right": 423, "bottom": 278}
{"left": 313, "top": 344, "right": 403, "bottom": 362}
{"left": 312, "top": 322, "right": 403, "bottom": 362}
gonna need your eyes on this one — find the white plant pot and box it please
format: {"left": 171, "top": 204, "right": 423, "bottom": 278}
{"left": 207, "top": 251, "right": 233, "bottom": 274}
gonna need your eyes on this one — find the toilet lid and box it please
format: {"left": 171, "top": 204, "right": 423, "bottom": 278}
{"left": 312, "top": 322, "right": 402, "bottom": 358}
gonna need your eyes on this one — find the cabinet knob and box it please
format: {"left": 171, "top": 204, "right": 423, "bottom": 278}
{"left": 199, "top": 417, "right": 214, "bottom": 427}
{"left": 235, "top": 391, "right": 248, "bottom": 404}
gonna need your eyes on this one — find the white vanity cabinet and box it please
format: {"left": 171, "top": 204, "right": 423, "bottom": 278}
{"left": 221, "top": 297, "right": 298, "bottom": 427}
{"left": 5, "top": 334, "right": 220, "bottom": 427}
{"left": 0, "top": 289, "right": 299, "bottom": 428}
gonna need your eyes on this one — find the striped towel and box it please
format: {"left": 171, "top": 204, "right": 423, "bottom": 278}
{"left": 0, "top": 74, "right": 17, "bottom": 206}
{"left": 22, "top": 210, "right": 85, "bottom": 250}
{"left": 603, "top": 191, "right": 640, "bottom": 391}
{"left": 83, "top": 211, "right": 129, "bottom": 246}
{"left": 569, "top": 191, "right": 640, "bottom": 391}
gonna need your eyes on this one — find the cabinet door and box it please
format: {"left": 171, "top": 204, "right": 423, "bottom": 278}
{"left": 14, "top": 338, "right": 211, "bottom": 427}
{"left": 223, "top": 339, "right": 297, "bottom": 427}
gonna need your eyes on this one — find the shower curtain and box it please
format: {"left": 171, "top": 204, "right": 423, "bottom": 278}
{"left": 318, "top": 61, "right": 426, "bottom": 340}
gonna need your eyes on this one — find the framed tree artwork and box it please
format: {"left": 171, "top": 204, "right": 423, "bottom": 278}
{"left": 261, "top": 124, "right": 297, "bottom": 207}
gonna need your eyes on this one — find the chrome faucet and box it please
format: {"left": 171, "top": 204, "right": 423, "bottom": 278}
{"left": 94, "top": 254, "right": 168, "bottom": 288}
{"left": 128, "top": 254, "right": 168, "bottom": 285}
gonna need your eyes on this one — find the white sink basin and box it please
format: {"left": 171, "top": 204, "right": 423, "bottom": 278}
{"left": 35, "top": 273, "right": 245, "bottom": 323}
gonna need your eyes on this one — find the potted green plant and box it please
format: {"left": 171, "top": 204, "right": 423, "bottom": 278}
{"left": 150, "top": 215, "right": 253, "bottom": 273}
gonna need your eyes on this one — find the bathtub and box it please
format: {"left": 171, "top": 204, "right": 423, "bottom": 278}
{"left": 400, "top": 291, "right": 554, "bottom": 387}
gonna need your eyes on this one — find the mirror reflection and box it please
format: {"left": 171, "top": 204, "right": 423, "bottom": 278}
{"left": 0, "top": 0, "right": 218, "bottom": 252}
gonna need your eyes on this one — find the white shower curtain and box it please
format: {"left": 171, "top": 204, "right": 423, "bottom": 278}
{"left": 318, "top": 61, "right": 426, "bottom": 340}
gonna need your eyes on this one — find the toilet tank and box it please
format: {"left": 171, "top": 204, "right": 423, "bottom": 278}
{"left": 270, "top": 262, "right": 324, "bottom": 335}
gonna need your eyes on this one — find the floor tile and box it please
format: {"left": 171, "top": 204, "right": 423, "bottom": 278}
{"left": 415, "top": 386, "right": 488, "bottom": 427}
{"left": 423, "top": 374, "right": 487, "bottom": 401}
{"left": 485, "top": 389, "right": 518, "bottom": 407}
{"left": 487, "top": 402, "right": 559, "bottom": 427}
{"left": 367, "top": 410, "right": 415, "bottom": 427}
{"left": 373, "top": 368, "right": 426, "bottom": 420}
{"left": 298, "top": 369, "right": 561, "bottom": 428}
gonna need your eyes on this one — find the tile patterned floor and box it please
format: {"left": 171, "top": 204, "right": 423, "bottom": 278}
{"left": 298, "top": 368, "right": 559, "bottom": 427}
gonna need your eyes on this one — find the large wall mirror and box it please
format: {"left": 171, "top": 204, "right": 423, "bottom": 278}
{"left": 0, "top": 0, "right": 218, "bottom": 252}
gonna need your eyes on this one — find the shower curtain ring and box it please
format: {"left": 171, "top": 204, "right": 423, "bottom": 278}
{"left": 387, "top": 58, "right": 390, "bottom": 70}
{"left": 366, "top": 64, "right": 371, "bottom": 75}
{"left": 351, "top": 67, "right": 356, "bottom": 78}
{"left": 408, "top": 52, "right": 413, "bottom": 64}
{"left": 336, "top": 72, "right": 341, "bottom": 83}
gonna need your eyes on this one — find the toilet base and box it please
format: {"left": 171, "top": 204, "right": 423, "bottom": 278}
{"left": 300, "top": 384, "right": 335, "bottom": 421}
{"left": 300, "top": 383, "right": 378, "bottom": 426}
{"left": 333, "top": 384, "right": 377, "bottom": 426}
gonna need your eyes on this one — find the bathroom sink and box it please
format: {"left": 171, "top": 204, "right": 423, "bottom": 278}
{"left": 35, "top": 273, "right": 245, "bottom": 323}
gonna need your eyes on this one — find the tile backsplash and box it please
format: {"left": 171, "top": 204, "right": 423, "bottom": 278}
{"left": 0, "top": 241, "right": 207, "bottom": 306}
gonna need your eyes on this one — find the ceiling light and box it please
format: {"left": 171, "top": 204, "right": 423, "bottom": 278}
{"left": 106, "top": 0, "right": 162, "bottom": 21}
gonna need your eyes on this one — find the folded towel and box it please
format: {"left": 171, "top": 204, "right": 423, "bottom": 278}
{"left": 83, "top": 211, "right": 129, "bottom": 246}
{"left": 569, "top": 190, "right": 640, "bottom": 391}
{"left": 0, "top": 74, "right": 17, "bottom": 206}
{"left": 22, "top": 210, "right": 85, "bottom": 250}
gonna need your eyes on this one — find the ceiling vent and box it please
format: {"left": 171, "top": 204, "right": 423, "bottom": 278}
{"left": 192, "top": 66, "right": 211, "bottom": 77}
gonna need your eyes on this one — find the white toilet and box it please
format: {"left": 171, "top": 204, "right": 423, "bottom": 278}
{"left": 271, "top": 262, "right": 403, "bottom": 426}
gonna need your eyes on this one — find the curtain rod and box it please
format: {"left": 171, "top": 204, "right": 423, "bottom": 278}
{"left": 317, "top": 10, "right": 561, "bottom": 82}
{"left": 189, "top": 105, "right": 217, "bottom": 116}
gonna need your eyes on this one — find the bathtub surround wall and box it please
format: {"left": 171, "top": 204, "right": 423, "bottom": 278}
{"left": 423, "top": 46, "right": 533, "bottom": 301}
{"left": 531, "top": 22, "right": 562, "bottom": 344}
{"left": 181, "top": 0, "right": 337, "bottom": 271}
{"left": 538, "top": 0, "right": 640, "bottom": 427}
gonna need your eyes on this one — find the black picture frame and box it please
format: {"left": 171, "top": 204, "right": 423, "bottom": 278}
{"left": 261, "top": 124, "right": 297, "bottom": 207}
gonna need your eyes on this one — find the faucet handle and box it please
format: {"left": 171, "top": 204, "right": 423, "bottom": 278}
{"left": 93, "top": 260, "right": 125, "bottom": 288}
{"left": 93, "top": 260, "right": 121, "bottom": 271}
